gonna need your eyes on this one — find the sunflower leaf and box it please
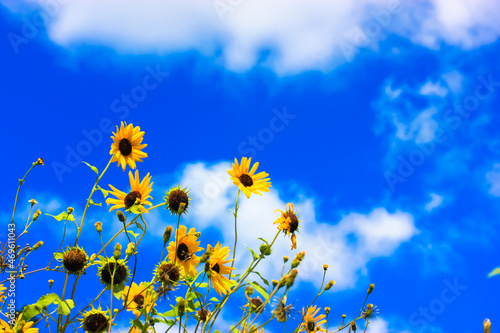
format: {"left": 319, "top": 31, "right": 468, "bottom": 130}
{"left": 246, "top": 245, "right": 259, "bottom": 260}
{"left": 89, "top": 199, "right": 102, "bottom": 207}
{"left": 135, "top": 222, "right": 145, "bottom": 232}
{"left": 251, "top": 271, "right": 269, "bottom": 286}
{"left": 97, "top": 185, "right": 109, "bottom": 198}
{"left": 54, "top": 252, "right": 64, "bottom": 261}
{"left": 56, "top": 299, "right": 75, "bottom": 315}
{"left": 128, "top": 205, "right": 143, "bottom": 215}
{"left": 46, "top": 211, "right": 75, "bottom": 222}
{"left": 246, "top": 280, "right": 269, "bottom": 300}
{"left": 209, "top": 297, "right": 219, "bottom": 302}
{"left": 127, "top": 230, "right": 140, "bottom": 238}
{"left": 487, "top": 267, "right": 500, "bottom": 278}
{"left": 257, "top": 237, "right": 269, "bottom": 245}
{"left": 82, "top": 161, "right": 99, "bottom": 176}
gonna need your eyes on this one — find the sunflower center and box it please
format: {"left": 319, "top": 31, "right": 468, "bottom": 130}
{"left": 124, "top": 191, "right": 142, "bottom": 208}
{"left": 285, "top": 213, "right": 299, "bottom": 233}
{"left": 84, "top": 313, "right": 109, "bottom": 333}
{"left": 168, "top": 189, "right": 189, "bottom": 213}
{"left": 306, "top": 318, "right": 315, "bottom": 332}
{"left": 159, "top": 263, "right": 180, "bottom": 285}
{"left": 63, "top": 249, "right": 87, "bottom": 273}
{"left": 239, "top": 174, "right": 253, "bottom": 187}
{"left": 133, "top": 294, "right": 145, "bottom": 308}
{"left": 101, "top": 262, "right": 128, "bottom": 285}
{"left": 211, "top": 263, "right": 220, "bottom": 273}
{"left": 177, "top": 243, "right": 190, "bottom": 261}
{"left": 119, "top": 138, "right": 133, "bottom": 156}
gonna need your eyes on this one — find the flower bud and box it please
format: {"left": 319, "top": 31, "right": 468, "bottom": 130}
{"left": 324, "top": 280, "right": 336, "bottom": 291}
{"left": 20, "top": 273, "right": 25, "bottom": 280}
{"left": 291, "top": 251, "right": 306, "bottom": 268}
{"left": 272, "top": 279, "right": 279, "bottom": 288}
{"left": 323, "top": 264, "right": 329, "bottom": 271}
{"left": 126, "top": 242, "right": 135, "bottom": 256}
{"left": 325, "top": 307, "right": 330, "bottom": 315}
{"left": 113, "top": 243, "right": 122, "bottom": 260}
{"left": 32, "top": 241, "right": 43, "bottom": 251}
{"left": 116, "top": 210, "right": 126, "bottom": 222}
{"left": 36, "top": 157, "right": 44, "bottom": 166}
{"left": 283, "top": 256, "right": 289, "bottom": 263}
{"left": 342, "top": 314, "right": 346, "bottom": 319}
{"left": 177, "top": 298, "right": 186, "bottom": 318}
{"left": 259, "top": 243, "right": 272, "bottom": 256}
{"left": 484, "top": 319, "right": 491, "bottom": 333}
{"left": 163, "top": 226, "right": 173, "bottom": 245}
{"left": 28, "top": 199, "right": 37, "bottom": 207}
{"left": 245, "top": 286, "right": 254, "bottom": 296}
{"left": 350, "top": 321, "right": 357, "bottom": 332}
{"left": 94, "top": 221, "right": 102, "bottom": 234}
{"left": 367, "top": 283, "right": 375, "bottom": 294}
{"left": 178, "top": 202, "right": 186, "bottom": 215}
{"left": 32, "top": 209, "right": 41, "bottom": 221}
{"left": 67, "top": 207, "right": 74, "bottom": 214}
{"left": 285, "top": 269, "right": 298, "bottom": 288}
{"left": 48, "top": 279, "right": 54, "bottom": 287}
{"left": 200, "top": 246, "right": 213, "bottom": 264}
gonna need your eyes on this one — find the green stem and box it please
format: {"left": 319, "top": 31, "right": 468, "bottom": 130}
{"left": 230, "top": 190, "right": 240, "bottom": 276}
{"left": 12, "top": 162, "right": 37, "bottom": 224}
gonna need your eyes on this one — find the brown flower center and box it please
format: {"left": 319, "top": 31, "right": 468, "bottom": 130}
{"left": 306, "top": 318, "right": 315, "bottom": 332}
{"left": 133, "top": 294, "right": 145, "bottom": 308}
{"left": 168, "top": 189, "right": 189, "bottom": 213}
{"left": 124, "top": 191, "right": 142, "bottom": 208}
{"left": 177, "top": 243, "right": 190, "bottom": 261}
{"left": 285, "top": 213, "right": 299, "bottom": 233}
{"left": 84, "top": 313, "right": 108, "bottom": 333}
{"left": 63, "top": 249, "right": 87, "bottom": 272}
{"left": 211, "top": 263, "right": 220, "bottom": 273}
{"left": 159, "top": 263, "right": 180, "bottom": 285}
{"left": 119, "top": 138, "right": 132, "bottom": 156}
{"left": 239, "top": 174, "right": 253, "bottom": 187}
{"left": 101, "top": 262, "right": 128, "bottom": 285}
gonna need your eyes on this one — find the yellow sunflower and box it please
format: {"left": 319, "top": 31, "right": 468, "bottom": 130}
{"left": 227, "top": 157, "right": 271, "bottom": 199}
{"left": 299, "top": 306, "right": 327, "bottom": 333}
{"left": 273, "top": 203, "right": 300, "bottom": 250}
{"left": 0, "top": 315, "right": 39, "bottom": 333}
{"left": 110, "top": 122, "right": 148, "bottom": 171}
{"left": 106, "top": 170, "right": 153, "bottom": 214}
{"left": 166, "top": 225, "right": 203, "bottom": 278}
{"left": 0, "top": 283, "right": 6, "bottom": 303}
{"left": 206, "top": 242, "right": 235, "bottom": 296}
{"left": 122, "top": 282, "right": 157, "bottom": 316}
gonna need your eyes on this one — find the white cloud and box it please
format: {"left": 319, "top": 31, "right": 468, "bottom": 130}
{"left": 393, "top": 107, "right": 439, "bottom": 144}
{"left": 3, "top": 0, "right": 500, "bottom": 74}
{"left": 425, "top": 193, "right": 443, "bottom": 212}
{"left": 174, "top": 161, "right": 417, "bottom": 289}
{"left": 486, "top": 163, "right": 500, "bottom": 196}
{"left": 441, "top": 71, "right": 464, "bottom": 94}
{"left": 419, "top": 81, "right": 448, "bottom": 97}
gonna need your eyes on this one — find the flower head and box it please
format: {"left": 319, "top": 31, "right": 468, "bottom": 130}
{"left": 97, "top": 259, "right": 130, "bottom": 289}
{"left": 274, "top": 203, "right": 300, "bottom": 249}
{"left": 227, "top": 157, "right": 271, "bottom": 198}
{"left": 80, "top": 306, "right": 110, "bottom": 333}
{"left": 110, "top": 122, "right": 147, "bottom": 171}
{"left": 205, "top": 242, "right": 235, "bottom": 296}
{"left": 164, "top": 185, "right": 190, "bottom": 216}
{"left": 0, "top": 314, "right": 38, "bottom": 333}
{"left": 299, "top": 305, "right": 327, "bottom": 333}
{"left": 167, "top": 225, "right": 203, "bottom": 278}
{"left": 272, "top": 296, "right": 295, "bottom": 323}
{"left": 62, "top": 246, "right": 88, "bottom": 274}
{"left": 154, "top": 261, "right": 181, "bottom": 286}
{"left": 122, "top": 282, "right": 157, "bottom": 316}
{"left": 106, "top": 170, "right": 153, "bottom": 214}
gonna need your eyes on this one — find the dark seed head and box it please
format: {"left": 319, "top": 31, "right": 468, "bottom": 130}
{"left": 118, "top": 138, "right": 132, "bottom": 156}
{"left": 124, "top": 191, "right": 142, "bottom": 208}
{"left": 63, "top": 249, "right": 87, "bottom": 273}
{"left": 177, "top": 243, "right": 190, "bottom": 261}
{"left": 239, "top": 174, "right": 253, "bottom": 187}
{"left": 286, "top": 213, "right": 299, "bottom": 233}
{"left": 168, "top": 189, "right": 189, "bottom": 213}
{"left": 84, "top": 313, "right": 109, "bottom": 333}
{"left": 133, "top": 294, "right": 144, "bottom": 308}
{"left": 211, "top": 263, "right": 220, "bottom": 274}
{"left": 158, "top": 263, "right": 180, "bottom": 285}
{"left": 100, "top": 262, "right": 128, "bottom": 285}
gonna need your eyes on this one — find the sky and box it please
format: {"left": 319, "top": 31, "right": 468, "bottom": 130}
{"left": 1, "top": 0, "right": 500, "bottom": 332}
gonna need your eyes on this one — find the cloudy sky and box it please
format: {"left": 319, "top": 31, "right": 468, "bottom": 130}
{"left": 1, "top": 0, "right": 500, "bottom": 332}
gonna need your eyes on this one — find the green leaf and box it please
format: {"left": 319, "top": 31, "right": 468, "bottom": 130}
{"left": 89, "top": 199, "right": 102, "bottom": 207}
{"left": 251, "top": 271, "right": 269, "bottom": 286}
{"left": 45, "top": 211, "right": 75, "bottom": 222}
{"left": 19, "top": 293, "right": 75, "bottom": 322}
{"left": 57, "top": 299, "right": 75, "bottom": 315}
{"left": 246, "top": 245, "right": 259, "bottom": 260}
{"left": 54, "top": 252, "right": 64, "bottom": 261}
{"left": 111, "top": 282, "right": 125, "bottom": 299}
{"left": 209, "top": 297, "right": 219, "bottom": 302}
{"left": 246, "top": 280, "right": 269, "bottom": 300}
{"left": 97, "top": 185, "right": 109, "bottom": 198}
{"left": 195, "top": 282, "right": 208, "bottom": 288}
{"left": 82, "top": 161, "right": 98, "bottom": 176}
{"left": 127, "top": 230, "right": 140, "bottom": 238}
{"left": 257, "top": 237, "right": 268, "bottom": 245}
{"left": 129, "top": 205, "right": 143, "bottom": 215}
{"left": 135, "top": 222, "right": 145, "bottom": 232}
{"left": 487, "top": 267, "right": 500, "bottom": 278}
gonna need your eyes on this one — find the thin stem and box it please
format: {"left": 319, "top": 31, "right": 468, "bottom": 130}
{"left": 12, "top": 163, "right": 37, "bottom": 224}
{"left": 230, "top": 190, "right": 240, "bottom": 276}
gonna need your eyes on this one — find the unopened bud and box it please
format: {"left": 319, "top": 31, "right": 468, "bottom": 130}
{"left": 272, "top": 279, "right": 279, "bottom": 288}
{"left": 126, "top": 242, "right": 135, "bottom": 256}
{"left": 325, "top": 307, "right": 330, "bottom": 315}
{"left": 28, "top": 199, "right": 37, "bottom": 207}
{"left": 323, "top": 264, "right": 328, "bottom": 271}
{"left": 32, "top": 209, "right": 41, "bottom": 221}
{"left": 324, "top": 280, "right": 335, "bottom": 291}
{"left": 245, "top": 286, "right": 254, "bottom": 296}
{"left": 113, "top": 243, "right": 122, "bottom": 259}
{"left": 200, "top": 246, "right": 213, "bottom": 264}
{"left": 48, "top": 279, "right": 54, "bottom": 287}
{"left": 116, "top": 210, "right": 126, "bottom": 222}
{"left": 283, "top": 256, "right": 289, "bottom": 263}
{"left": 178, "top": 202, "right": 186, "bottom": 214}
{"left": 484, "top": 319, "right": 491, "bottom": 333}
{"left": 259, "top": 243, "right": 272, "bottom": 256}
{"left": 177, "top": 298, "right": 186, "bottom": 318}
{"left": 350, "top": 321, "right": 357, "bottom": 332}
{"left": 367, "top": 284, "right": 375, "bottom": 294}
{"left": 32, "top": 241, "right": 43, "bottom": 251}
{"left": 94, "top": 221, "right": 102, "bottom": 233}
{"left": 89, "top": 253, "right": 96, "bottom": 262}
{"left": 285, "top": 269, "right": 298, "bottom": 288}
{"left": 67, "top": 207, "right": 74, "bottom": 214}
{"left": 342, "top": 314, "right": 346, "bottom": 319}
{"left": 163, "top": 226, "right": 173, "bottom": 245}
{"left": 34, "top": 158, "right": 44, "bottom": 166}
{"left": 20, "top": 273, "right": 25, "bottom": 279}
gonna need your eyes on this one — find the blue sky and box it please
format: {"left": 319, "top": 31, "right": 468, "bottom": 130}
{"left": 1, "top": 0, "right": 500, "bottom": 332}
